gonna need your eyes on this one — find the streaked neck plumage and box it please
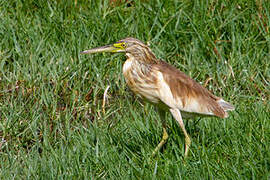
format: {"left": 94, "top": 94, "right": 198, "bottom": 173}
{"left": 126, "top": 46, "right": 158, "bottom": 64}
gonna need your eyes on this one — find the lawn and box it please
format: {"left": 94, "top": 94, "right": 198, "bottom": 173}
{"left": 0, "top": 0, "right": 269, "bottom": 179}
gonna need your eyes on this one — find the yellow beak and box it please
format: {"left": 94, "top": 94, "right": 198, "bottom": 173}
{"left": 81, "top": 43, "right": 125, "bottom": 54}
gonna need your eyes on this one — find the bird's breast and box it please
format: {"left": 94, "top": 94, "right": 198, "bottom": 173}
{"left": 122, "top": 59, "right": 160, "bottom": 104}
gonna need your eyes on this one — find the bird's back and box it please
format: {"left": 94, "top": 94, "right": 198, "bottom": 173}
{"left": 154, "top": 60, "right": 234, "bottom": 118}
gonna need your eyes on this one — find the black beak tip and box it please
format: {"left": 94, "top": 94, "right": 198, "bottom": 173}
{"left": 80, "top": 51, "right": 87, "bottom": 54}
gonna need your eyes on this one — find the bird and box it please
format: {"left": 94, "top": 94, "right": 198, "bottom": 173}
{"left": 81, "top": 37, "right": 235, "bottom": 157}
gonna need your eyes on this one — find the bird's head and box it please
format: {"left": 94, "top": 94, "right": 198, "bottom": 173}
{"left": 81, "top": 37, "right": 157, "bottom": 63}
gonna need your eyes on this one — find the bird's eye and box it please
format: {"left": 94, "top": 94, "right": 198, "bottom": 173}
{"left": 122, "top": 43, "right": 126, "bottom": 48}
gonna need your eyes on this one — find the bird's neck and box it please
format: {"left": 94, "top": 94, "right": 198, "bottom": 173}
{"left": 126, "top": 49, "right": 158, "bottom": 64}
{"left": 123, "top": 54, "right": 153, "bottom": 77}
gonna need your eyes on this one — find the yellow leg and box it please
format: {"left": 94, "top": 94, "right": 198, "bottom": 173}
{"left": 152, "top": 125, "right": 168, "bottom": 157}
{"left": 170, "top": 108, "right": 191, "bottom": 158}
{"left": 184, "top": 135, "right": 191, "bottom": 157}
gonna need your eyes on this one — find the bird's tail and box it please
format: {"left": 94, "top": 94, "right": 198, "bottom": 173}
{"left": 217, "top": 99, "right": 235, "bottom": 112}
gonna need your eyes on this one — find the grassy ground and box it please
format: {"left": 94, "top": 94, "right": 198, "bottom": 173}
{"left": 0, "top": 0, "right": 269, "bottom": 179}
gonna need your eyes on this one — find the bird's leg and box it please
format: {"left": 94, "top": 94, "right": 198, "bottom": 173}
{"left": 152, "top": 110, "right": 168, "bottom": 157}
{"left": 152, "top": 123, "right": 168, "bottom": 157}
{"left": 169, "top": 108, "right": 191, "bottom": 158}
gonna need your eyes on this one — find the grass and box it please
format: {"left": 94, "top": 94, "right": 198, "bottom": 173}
{"left": 0, "top": 0, "right": 269, "bottom": 179}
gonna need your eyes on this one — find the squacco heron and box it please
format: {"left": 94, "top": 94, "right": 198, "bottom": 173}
{"left": 81, "top": 37, "right": 234, "bottom": 157}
